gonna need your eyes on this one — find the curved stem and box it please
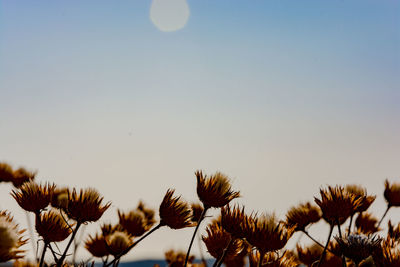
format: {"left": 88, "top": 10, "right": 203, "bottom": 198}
{"left": 317, "top": 224, "right": 334, "bottom": 267}
{"left": 39, "top": 242, "right": 48, "bottom": 267}
{"left": 214, "top": 236, "right": 233, "bottom": 267}
{"left": 336, "top": 220, "right": 347, "bottom": 267}
{"left": 347, "top": 214, "right": 354, "bottom": 235}
{"left": 106, "top": 223, "right": 162, "bottom": 267}
{"left": 302, "top": 230, "right": 328, "bottom": 250}
{"left": 184, "top": 207, "right": 208, "bottom": 267}
{"left": 377, "top": 206, "right": 390, "bottom": 229}
{"left": 57, "top": 221, "right": 82, "bottom": 267}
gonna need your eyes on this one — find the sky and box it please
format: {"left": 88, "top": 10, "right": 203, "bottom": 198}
{"left": 1, "top": 0, "right": 400, "bottom": 262}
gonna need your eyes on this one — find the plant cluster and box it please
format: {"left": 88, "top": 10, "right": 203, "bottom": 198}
{"left": 1, "top": 162, "right": 400, "bottom": 267}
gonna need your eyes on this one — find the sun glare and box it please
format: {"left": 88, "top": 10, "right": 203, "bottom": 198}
{"left": 150, "top": 0, "right": 190, "bottom": 32}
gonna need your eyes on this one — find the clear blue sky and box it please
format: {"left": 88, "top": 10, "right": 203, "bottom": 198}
{"left": 1, "top": 0, "right": 399, "bottom": 261}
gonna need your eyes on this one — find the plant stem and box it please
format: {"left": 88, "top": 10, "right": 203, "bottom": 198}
{"left": 214, "top": 237, "right": 233, "bottom": 267}
{"left": 337, "top": 221, "right": 347, "bottom": 267}
{"left": 317, "top": 224, "right": 333, "bottom": 267}
{"left": 347, "top": 214, "right": 354, "bottom": 235}
{"left": 57, "top": 221, "right": 82, "bottom": 267}
{"left": 106, "top": 223, "right": 162, "bottom": 267}
{"left": 39, "top": 242, "right": 48, "bottom": 267}
{"left": 184, "top": 207, "right": 208, "bottom": 267}
{"left": 302, "top": 230, "right": 328, "bottom": 250}
{"left": 377, "top": 206, "right": 390, "bottom": 229}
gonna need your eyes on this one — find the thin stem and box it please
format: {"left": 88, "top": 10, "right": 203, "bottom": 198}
{"left": 215, "top": 237, "right": 233, "bottom": 267}
{"left": 106, "top": 223, "right": 163, "bottom": 267}
{"left": 197, "top": 233, "right": 208, "bottom": 267}
{"left": 337, "top": 220, "right": 347, "bottom": 267}
{"left": 57, "top": 221, "right": 82, "bottom": 267}
{"left": 73, "top": 224, "right": 86, "bottom": 265}
{"left": 302, "top": 230, "right": 328, "bottom": 250}
{"left": 317, "top": 224, "right": 334, "bottom": 267}
{"left": 39, "top": 242, "right": 48, "bottom": 267}
{"left": 347, "top": 214, "right": 354, "bottom": 235}
{"left": 184, "top": 207, "right": 208, "bottom": 267}
{"left": 48, "top": 244, "right": 60, "bottom": 262}
{"left": 377, "top": 206, "right": 390, "bottom": 229}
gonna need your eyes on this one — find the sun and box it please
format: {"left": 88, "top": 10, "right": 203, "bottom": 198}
{"left": 150, "top": 0, "right": 190, "bottom": 32}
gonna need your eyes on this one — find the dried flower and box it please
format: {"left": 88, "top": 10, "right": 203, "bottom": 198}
{"left": 51, "top": 187, "right": 69, "bottom": 210}
{"left": 345, "top": 184, "right": 376, "bottom": 213}
{"left": 202, "top": 220, "right": 244, "bottom": 261}
{"left": 137, "top": 201, "right": 156, "bottom": 226}
{"left": 0, "top": 163, "right": 14, "bottom": 183}
{"left": 159, "top": 189, "right": 193, "bottom": 229}
{"left": 334, "top": 234, "right": 382, "bottom": 265}
{"left": 244, "top": 213, "right": 294, "bottom": 254}
{"left": 285, "top": 202, "right": 321, "bottom": 232}
{"left": 118, "top": 203, "right": 155, "bottom": 237}
{"left": 67, "top": 188, "right": 110, "bottom": 223}
{"left": 249, "top": 250, "right": 299, "bottom": 267}
{"left": 196, "top": 170, "right": 240, "bottom": 209}
{"left": 384, "top": 180, "right": 400, "bottom": 207}
{"left": 85, "top": 233, "right": 109, "bottom": 258}
{"left": 105, "top": 231, "right": 133, "bottom": 256}
{"left": 165, "top": 249, "right": 194, "bottom": 266}
{"left": 0, "top": 211, "right": 27, "bottom": 262}
{"left": 190, "top": 203, "right": 204, "bottom": 224}
{"left": 11, "top": 181, "right": 54, "bottom": 213}
{"left": 355, "top": 212, "right": 380, "bottom": 235}
{"left": 11, "top": 167, "right": 36, "bottom": 188}
{"left": 35, "top": 209, "right": 72, "bottom": 243}
{"left": 221, "top": 204, "right": 248, "bottom": 238}
{"left": 297, "top": 243, "right": 342, "bottom": 267}
{"left": 314, "top": 185, "right": 362, "bottom": 225}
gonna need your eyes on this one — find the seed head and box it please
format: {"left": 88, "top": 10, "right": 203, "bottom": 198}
{"left": 0, "top": 211, "right": 27, "bottom": 262}
{"left": 221, "top": 204, "right": 248, "bottom": 238}
{"left": 159, "top": 189, "right": 193, "bottom": 229}
{"left": 285, "top": 202, "right": 321, "bottom": 232}
{"left": 384, "top": 180, "right": 400, "bottom": 207}
{"left": 105, "top": 231, "right": 133, "bottom": 256}
{"left": 11, "top": 167, "right": 36, "bottom": 188}
{"left": 11, "top": 181, "right": 54, "bottom": 213}
{"left": 51, "top": 187, "right": 69, "bottom": 210}
{"left": 249, "top": 250, "right": 299, "bottom": 267}
{"left": 118, "top": 202, "right": 155, "bottom": 237}
{"left": 335, "top": 234, "right": 382, "bottom": 265}
{"left": 35, "top": 209, "right": 72, "bottom": 243}
{"left": 190, "top": 203, "right": 204, "bottom": 224}
{"left": 85, "top": 233, "right": 109, "bottom": 258}
{"left": 355, "top": 212, "right": 380, "bottom": 235}
{"left": 345, "top": 184, "right": 376, "bottom": 213}
{"left": 0, "top": 163, "right": 14, "bottom": 183}
{"left": 196, "top": 170, "right": 240, "bottom": 209}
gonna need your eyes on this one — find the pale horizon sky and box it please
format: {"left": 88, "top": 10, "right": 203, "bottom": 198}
{"left": 1, "top": 0, "right": 400, "bottom": 262}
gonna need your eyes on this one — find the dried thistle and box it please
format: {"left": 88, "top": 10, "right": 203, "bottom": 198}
{"left": 118, "top": 204, "right": 155, "bottom": 237}
{"left": 0, "top": 211, "right": 27, "bottom": 262}
{"left": 285, "top": 202, "right": 321, "bottom": 232}
{"left": 249, "top": 250, "right": 298, "bottom": 267}
{"left": 384, "top": 180, "right": 400, "bottom": 207}
{"left": 105, "top": 231, "right": 134, "bottom": 256}
{"left": 221, "top": 204, "right": 248, "bottom": 238}
{"left": 11, "top": 181, "right": 54, "bottom": 213}
{"left": 11, "top": 167, "right": 36, "bottom": 188}
{"left": 159, "top": 189, "right": 193, "bottom": 229}
{"left": 51, "top": 187, "right": 69, "bottom": 210}
{"left": 345, "top": 184, "right": 376, "bottom": 213}
{"left": 35, "top": 209, "right": 72, "bottom": 243}
{"left": 355, "top": 212, "right": 380, "bottom": 235}
{"left": 190, "top": 203, "right": 204, "bottom": 224}
{"left": 196, "top": 170, "right": 240, "bottom": 209}
{"left": 85, "top": 233, "right": 109, "bottom": 258}
{"left": 0, "top": 162, "right": 14, "bottom": 183}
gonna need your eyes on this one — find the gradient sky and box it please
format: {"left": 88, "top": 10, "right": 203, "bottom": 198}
{"left": 1, "top": 0, "right": 400, "bottom": 261}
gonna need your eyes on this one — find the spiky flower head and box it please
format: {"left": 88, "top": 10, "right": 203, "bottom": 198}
{"left": 244, "top": 213, "right": 294, "bottom": 254}
{"left": 334, "top": 234, "right": 382, "bottom": 265}
{"left": 0, "top": 163, "right": 14, "bottom": 183}
{"left": 296, "top": 243, "right": 342, "bottom": 267}
{"left": 118, "top": 202, "right": 155, "bottom": 237}
{"left": 11, "top": 167, "right": 36, "bottom": 188}
{"left": 105, "top": 231, "right": 133, "bottom": 256}
{"left": 190, "top": 203, "right": 204, "bottom": 224}
{"left": 202, "top": 220, "right": 244, "bottom": 261}
{"left": 345, "top": 184, "right": 376, "bottom": 213}
{"left": 285, "top": 202, "right": 321, "bottom": 232}
{"left": 249, "top": 250, "right": 299, "bottom": 267}
{"left": 159, "top": 189, "right": 193, "bottom": 229}
{"left": 355, "top": 212, "right": 380, "bottom": 235}
{"left": 195, "top": 170, "right": 240, "bottom": 209}
{"left": 384, "top": 180, "right": 400, "bottom": 207}
{"left": 85, "top": 233, "right": 109, "bottom": 258}
{"left": 314, "top": 185, "right": 362, "bottom": 226}
{"left": 35, "top": 209, "right": 72, "bottom": 243}
{"left": 137, "top": 201, "right": 156, "bottom": 226}
{"left": 50, "top": 187, "right": 69, "bottom": 210}
{"left": 67, "top": 188, "right": 110, "bottom": 223}
{"left": 11, "top": 181, "right": 54, "bottom": 213}
{"left": 164, "top": 249, "right": 195, "bottom": 266}
{"left": 0, "top": 211, "right": 27, "bottom": 262}
{"left": 221, "top": 204, "right": 248, "bottom": 238}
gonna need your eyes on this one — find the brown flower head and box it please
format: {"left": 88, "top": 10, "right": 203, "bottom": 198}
{"left": 220, "top": 204, "right": 248, "bottom": 238}
{"left": 387, "top": 220, "right": 400, "bottom": 242}
{"left": 314, "top": 185, "right": 362, "bottom": 226}
{"left": 159, "top": 189, "right": 193, "bottom": 229}
{"left": 85, "top": 233, "right": 109, "bottom": 258}
{"left": 11, "top": 181, "right": 54, "bottom": 213}
{"left": 0, "top": 211, "right": 27, "bottom": 262}
{"left": 50, "top": 187, "right": 69, "bottom": 210}
{"left": 384, "top": 180, "right": 400, "bottom": 207}
{"left": 285, "top": 202, "right": 321, "bottom": 232}
{"left": 355, "top": 212, "right": 380, "bottom": 235}
{"left": 67, "top": 188, "right": 110, "bottom": 223}
{"left": 335, "top": 234, "right": 382, "bottom": 265}
{"left": 244, "top": 213, "right": 294, "bottom": 254}
{"left": 202, "top": 220, "right": 244, "bottom": 261}
{"left": 0, "top": 163, "right": 14, "bottom": 183}
{"left": 345, "top": 184, "right": 376, "bottom": 213}
{"left": 196, "top": 170, "right": 240, "bottom": 209}
{"left": 35, "top": 209, "right": 72, "bottom": 243}
{"left": 105, "top": 231, "right": 133, "bottom": 256}
{"left": 190, "top": 203, "right": 204, "bottom": 224}
{"left": 12, "top": 167, "right": 36, "bottom": 188}
{"left": 165, "top": 249, "right": 194, "bottom": 266}
{"left": 249, "top": 250, "right": 299, "bottom": 267}
{"left": 118, "top": 202, "right": 155, "bottom": 237}
{"left": 137, "top": 201, "right": 156, "bottom": 226}
{"left": 100, "top": 223, "right": 125, "bottom": 237}
{"left": 297, "top": 243, "right": 341, "bottom": 267}
{"left": 374, "top": 238, "right": 400, "bottom": 267}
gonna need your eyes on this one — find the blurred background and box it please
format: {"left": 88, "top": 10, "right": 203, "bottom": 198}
{"left": 1, "top": 0, "right": 399, "bottom": 263}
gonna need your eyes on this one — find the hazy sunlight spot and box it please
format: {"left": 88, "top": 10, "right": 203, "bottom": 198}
{"left": 150, "top": 0, "right": 190, "bottom": 32}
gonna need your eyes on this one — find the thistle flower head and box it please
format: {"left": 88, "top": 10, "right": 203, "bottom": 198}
{"left": 11, "top": 167, "right": 36, "bottom": 188}
{"left": 105, "top": 231, "right": 133, "bottom": 256}
{"left": 334, "top": 234, "right": 382, "bottom": 265}
{"left": 296, "top": 243, "right": 342, "bottom": 267}
{"left": 314, "top": 185, "right": 362, "bottom": 225}
{"left": 196, "top": 170, "right": 240, "bottom": 209}
{"left": 249, "top": 250, "right": 299, "bottom": 267}
{"left": 202, "top": 220, "right": 244, "bottom": 261}
{"left": 67, "top": 188, "right": 110, "bottom": 223}
{"left": 221, "top": 204, "right": 248, "bottom": 238}
{"left": 11, "top": 181, "right": 54, "bottom": 213}
{"left": 190, "top": 203, "right": 204, "bottom": 224}
{"left": 355, "top": 212, "right": 380, "bottom": 235}
{"left": 345, "top": 184, "right": 376, "bottom": 213}
{"left": 384, "top": 180, "right": 400, "bottom": 207}
{"left": 285, "top": 202, "right": 321, "bottom": 232}
{"left": 35, "top": 209, "right": 72, "bottom": 243}
{"left": 159, "top": 189, "right": 193, "bottom": 229}
{"left": 0, "top": 163, "right": 14, "bottom": 183}
{"left": 118, "top": 202, "right": 155, "bottom": 237}
{"left": 244, "top": 213, "right": 294, "bottom": 254}
{"left": 164, "top": 249, "right": 194, "bottom": 266}
{"left": 85, "top": 233, "right": 109, "bottom": 258}
{"left": 51, "top": 187, "right": 69, "bottom": 210}
{"left": 0, "top": 211, "right": 27, "bottom": 262}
